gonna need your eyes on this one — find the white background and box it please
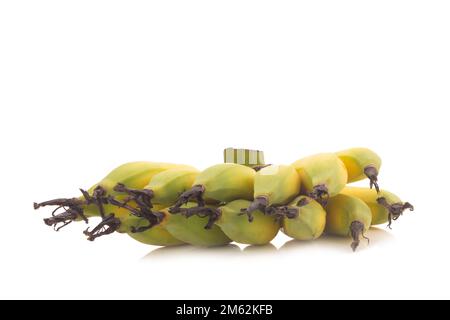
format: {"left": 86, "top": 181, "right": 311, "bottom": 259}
{"left": 1, "top": 1, "right": 449, "bottom": 300}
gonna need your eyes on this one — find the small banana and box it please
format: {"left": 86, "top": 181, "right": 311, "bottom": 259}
{"left": 110, "top": 167, "right": 200, "bottom": 232}
{"left": 34, "top": 162, "right": 192, "bottom": 238}
{"left": 292, "top": 153, "right": 348, "bottom": 205}
{"left": 325, "top": 194, "right": 372, "bottom": 252}
{"left": 169, "top": 163, "right": 255, "bottom": 212}
{"left": 268, "top": 195, "right": 326, "bottom": 241}
{"left": 336, "top": 147, "right": 382, "bottom": 192}
{"left": 124, "top": 214, "right": 185, "bottom": 246}
{"left": 144, "top": 167, "right": 200, "bottom": 208}
{"left": 240, "top": 164, "right": 300, "bottom": 222}
{"left": 216, "top": 200, "right": 280, "bottom": 245}
{"left": 340, "top": 187, "right": 413, "bottom": 228}
{"left": 165, "top": 203, "right": 231, "bottom": 247}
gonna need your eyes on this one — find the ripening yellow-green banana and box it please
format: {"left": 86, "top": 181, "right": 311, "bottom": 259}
{"left": 34, "top": 161, "right": 194, "bottom": 237}
{"left": 279, "top": 195, "right": 326, "bottom": 241}
{"left": 216, "top": 200, "right": 280, "bottom": 245}
{"left": 124, "top": 214, "right": 185, "bottom": 247}
{"left": 241, "top": 164, "right": 300, "bottom": 222}
{"left": 340, "top": 187, "right": 413, "bottom": 228}
{"left": 292, "top": 153, "right": 347, "bottom": 205}
{"left": 90, "top": 162, "right": 195, "bottom": 202}
{"left": 170, "top": 163, "right": 255, "bottom": 212}
{"left": 143, "top": 167, "right": 200, "bottom": 208}
{"left": 325, "top": 194, "right": 372, "bottom": 252}
{"left": 336, "top": 148, "right": 382, "bottom": 192}
{"left": 108, "top": 168, "right": 200, "bottom": 238}
{"left": 165, "top": 203, "right": 232, "bottom": 247}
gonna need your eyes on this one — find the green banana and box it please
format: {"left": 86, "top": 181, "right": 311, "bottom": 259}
{"left": 110, "top": 167, "right": 200, "bottom": 233}
{"left": 124, "top": 214, "right": 185, "bottom": 247}
{"left": 240, "top": 164, "right": 300, "bottom": 222}
{"left": 216, "top": 200, "right": 280, "bottom": 245}
{"left": 34, "top": 162, "right": 193, "bottom": 239}
{"left": 144, "top": 167, "right": 200, "bottom": 208}
{"left": 165, "top": 203, "right": 231, "bottom": 247}
{"left": 325, "top": 194, "right": 372, "bottom": 251}
{"left": 169, "top": 163, "right": 255, "bottom": 212}
{"left": 270, "top": 195, "right": 326, "bottom": 241}
{"left": 292, "top": 153, "right": 347, "bottom": 205}
{"left": 340, "top": 187, "right": 413, "bottom": 228}
{"left": 336, "top": 147, "right": 382, "bottom": 192}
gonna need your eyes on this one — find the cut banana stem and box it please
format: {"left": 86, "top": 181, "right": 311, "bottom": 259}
{"left": 223, "top": 147, "right": 265, "bottom": 168}
{"left": 336, "top": 147, "right": 382, "bottom": 192}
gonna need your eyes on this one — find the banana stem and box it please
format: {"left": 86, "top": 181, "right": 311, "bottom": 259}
{"left": 43, "top": 208, "right": 87, "bottom": 231}
{"left": 113, "top": 183, "right": 154, "bottom": 208}
{"left": 252, "top": 164, "right": 271, "bottom": 172}
{"left": 34, "top": 197, "right": 84, "bottom": 210}
{"left": 130, "top": 213, "right": 165, "bottom": 233}
{"left": 364, "top": 165, "right": 380, "bottom": 193}
{"left": 265, "top": 206, "right": 299, "bottom": 224}
{"left": 377, "top": 197, "right": 414, "bottom": 229}
{"left": 239, "top": 196, "right": 268, "bottom": 222}
{"left": 177, "top": 206, "right": 220, "bottom": 230}
{"left": 34, "top": 194, "right": 89, "bottom": 230}
{"left": 169, "top": 185, "right": 206, "bottom": 213}
{"left": 349, "top": 221, "right": 369, "bottom": 252}
{"left": 84, "top": 214, "right": 121, "bottom": 241}
{"left": 308, "top": 184, "right": 329, "bottom": 206}
{"left": 108, "top": 187, "right": 164, "bottom": 233}
{"left": 83, "top": 186, "right": 109, "bottom": 218}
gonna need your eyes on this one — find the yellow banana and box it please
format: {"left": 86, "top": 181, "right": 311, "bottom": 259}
{"left": 340, "top": 187, "right": 413, "bottom": 228}
{"left": 240, "top": 164, "right": 300, "bottom": 222}
{"left": 169, "top": 163, "right": 255, "bottom": 212}
{"left": 270, "top": 195, "right": 326, "bottom": 241}
{"left": 336, "top": 147, "right": 382, "bottom": 192}
{"left": 109, "top": 167, "right": 199, "bottom": 233}
{"left": 216, "top": 200, "right": 280, "bottom": 245}
{"left": 124, "top": 214, "right": 185, "bottom": 247}
{"left": 325, "top": 194, "right": 372, "bottom": 251}
{"left": 292, "top": 153, "right": 348, "bottom": 205}
{"left": 34, "top": 162, "right": 192, "bottom": 239}
{"left": 144, "top": 167, "right": 200, "bottom": 208}
{"left": 164, "top": 203, "right": 231, "bottom": 247}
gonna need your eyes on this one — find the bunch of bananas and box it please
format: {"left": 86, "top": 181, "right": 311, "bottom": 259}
{"left": 34, "top": 147, "right": 413, "bottom": 252}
